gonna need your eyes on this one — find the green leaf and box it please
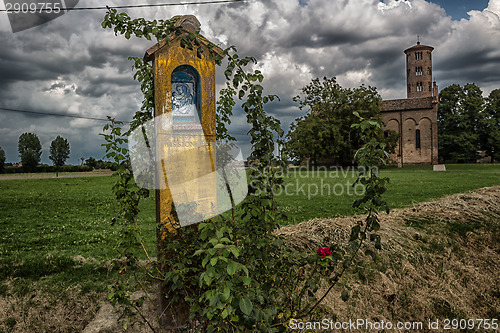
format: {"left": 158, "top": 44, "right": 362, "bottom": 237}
{"left": 220, "top": 237, "right": 231, "bottom": 244}
{"left": 203, "top": 272, "right": 212, "bottom": 285}
{"left": 241, "top": 276, "right": 251, "bottom": 286}
{"left": 239, "top": 297, "right": 253, "bottom": 316}
{"left": 202, "top": 255, "right": 210, "bottom": 268}
{"left": 229, "top": 246, "right": 239, "bottom": 258}
{"left": 226, "top": 261, "right": 237, "bottom": 275}
{"left": 350, "top": 225, "right": 360, "bottom": 241}
{"left": 220, "top": 286, "right": 231, "bottom": 302}
{"left": 341, "top": 289, "right": 349, "bottom": 302}
{"left": 216, "top": 230, "right": 223, "bottom": 239}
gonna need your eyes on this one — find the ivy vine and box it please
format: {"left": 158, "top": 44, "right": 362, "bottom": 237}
{"left": 101, "top": 9, "right": 391, "bottom": 332}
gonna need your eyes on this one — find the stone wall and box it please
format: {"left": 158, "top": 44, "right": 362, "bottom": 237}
{"left": 381, "top": 97, "right": 438, "bottom": 166}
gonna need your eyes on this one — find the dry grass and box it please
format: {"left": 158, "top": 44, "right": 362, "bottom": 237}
{"left": 0, "top": 286, "right": 101, "bottom": 333}
{"left": 277, "top": 186, "right": 500, "bottom": 332}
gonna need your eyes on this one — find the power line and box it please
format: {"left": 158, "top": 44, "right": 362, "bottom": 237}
{"left": 0, "top": 0, "right": 243, "bottom": 12}
{"left": 0, "top": 107, "right": 130, "bottom": 123}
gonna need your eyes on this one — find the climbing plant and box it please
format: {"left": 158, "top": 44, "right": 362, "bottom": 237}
{"left": 101, "top": 9, "right": 391, "bottom": 332}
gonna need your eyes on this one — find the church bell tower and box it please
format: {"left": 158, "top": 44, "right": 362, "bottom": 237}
{"left": 404, "top": 41, "right": 435, "bottom": 99}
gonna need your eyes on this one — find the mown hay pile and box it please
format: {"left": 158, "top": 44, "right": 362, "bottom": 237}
{"left": 277, "top": 186, "right": 500, "bottom": 332}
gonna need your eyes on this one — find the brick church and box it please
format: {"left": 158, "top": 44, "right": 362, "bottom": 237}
{"left": 380, "top": 41, "right": 439, "bottom": 166}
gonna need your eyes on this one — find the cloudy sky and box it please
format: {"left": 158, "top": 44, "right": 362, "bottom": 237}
{"left": 0, "top": 0, "right": 498, "bottom": 164}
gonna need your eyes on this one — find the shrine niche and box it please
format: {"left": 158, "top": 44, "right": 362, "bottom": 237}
{"left": 171, "top": 65, "right": 200, "bottom": 123}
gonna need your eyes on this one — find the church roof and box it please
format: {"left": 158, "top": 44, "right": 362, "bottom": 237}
{"left": 382, "top": 96, "right": 434, "bottom": 112}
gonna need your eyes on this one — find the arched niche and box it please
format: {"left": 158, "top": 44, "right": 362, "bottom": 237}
{"left": 386, "top": 119, "right": 400, "bottom": 134}
{"left": 171, "top": 65, "right": 201, "bottom": 123}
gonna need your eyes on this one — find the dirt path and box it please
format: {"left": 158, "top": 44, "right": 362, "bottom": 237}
{"left": 0, "top": 171, "right": 114, "bottom": 180}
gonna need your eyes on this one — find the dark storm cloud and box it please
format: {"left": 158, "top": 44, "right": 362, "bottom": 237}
{"left": 75, "top": 73, "right": 137, "bottom": 98}
{"left": 0, "top": 39, "right": 86, "bottom": 87}
{"left": 435, "top": 48, "right": 500, "bottom": 86}
{"left": 0, "top": 0, "right": 499, "bottom": 163}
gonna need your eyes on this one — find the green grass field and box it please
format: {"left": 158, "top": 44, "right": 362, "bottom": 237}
{"left": 0, "top": 176, "right": 156, "bottom": 296}
{"left": 0, "top": 164, "right": 499, "bottom": 296}
{"left": 279, "top": 163, "right": 500, "bottom": 223}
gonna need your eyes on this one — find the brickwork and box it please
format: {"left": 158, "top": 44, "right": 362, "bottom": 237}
{"left": 405, "top": 42, "right": 434, "bottom": 98}
{"left": 380, "top": 100, "right": 438, "bottom": 165}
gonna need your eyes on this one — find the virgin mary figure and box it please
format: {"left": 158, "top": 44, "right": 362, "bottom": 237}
{"left": 172, "top": 83, "right": 196, "bottom": 116}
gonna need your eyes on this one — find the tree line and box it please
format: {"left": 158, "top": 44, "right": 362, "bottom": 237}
{"left": 285, "top": 78, "right": 499, "bottom": 165}
{"left": 0, "top": 81, "right": 497, "bottom": 173}
{"left": 0, "top": 133, "right": 111, "bottom": 174}
{"left": 9, "top": 133, "right": 70, "bottom": 172}
{"left": 438, "top": 84, "right": 499, "bottom": 163}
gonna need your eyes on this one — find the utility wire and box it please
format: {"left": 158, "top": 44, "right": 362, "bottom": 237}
{"left": 0, "top": 107, "right": 130, "bottom": 123}
{"left": 0, "top": 0, "right": 243, "bottom": 12}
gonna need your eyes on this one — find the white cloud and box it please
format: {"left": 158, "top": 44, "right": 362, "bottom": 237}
{"left": 378, "top": 0, "right": 412, "bottom": 12}
{"left": 337, "top": 69, "right": 373, "bottom": 88}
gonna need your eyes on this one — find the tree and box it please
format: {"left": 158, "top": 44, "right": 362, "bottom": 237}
{"left": 286, "top": 77, "right": 397, "bottom": 165}
{"left": 95, "top": 159, "right": 112, "bottom": 170}
{"left": 49, "top": 136, "right": 70, "bottom": 166}
{"left": 18, "top": 132, "right": 42, "bottom": 172}
{"left": 286, "top": 112, "right": 341, "bottom": 165}
{"left": 84, "top": 157, "right": 97, "bottom": 170}
{"left": 0, "top": 147, "right": 5, "bottom": 173}
{"left": 438, "top": 83, "right": 485, "bottom": 163}
{"left": 479, "top": 89, "right": 500, "bottom": 162}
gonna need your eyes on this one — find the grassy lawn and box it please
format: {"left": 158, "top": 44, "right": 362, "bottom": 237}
{"left": 0, "top": 164, "right": 499, "bottom": 295}
{"left": 278, "top": 163, "right": 500, "bottom": 224}
{"left": 0, "top": 175, "right": 156, "bottom": 296}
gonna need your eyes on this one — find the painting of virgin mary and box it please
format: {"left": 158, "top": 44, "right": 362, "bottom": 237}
{"left": 172, "top": 82, "right": 196, "bottom": 116}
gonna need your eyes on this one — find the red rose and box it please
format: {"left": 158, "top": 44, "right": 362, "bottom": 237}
{"left": 317, "top": 247, "right": 331, "bottom": 258}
